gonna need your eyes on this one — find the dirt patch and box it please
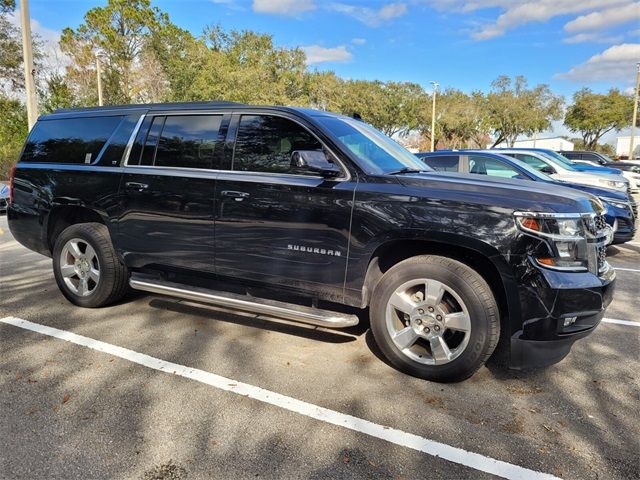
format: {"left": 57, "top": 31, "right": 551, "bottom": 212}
{"left": 142, "top": 460, "right": 187, "bottom": 480}
{"left": 506, "top": 385, "right": 544, "bottom": 395}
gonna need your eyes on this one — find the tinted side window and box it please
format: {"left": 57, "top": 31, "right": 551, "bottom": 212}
{"left": 422, "top": 155, "right": 460, "bottom": 172}
{"left": 154, "top": 115, "right": 223, "bottom": 169}
{"left": 562, "top": 152, "right": 579, "bottom": 160}
{"left": 469, "top": 155, "right": 521, "bottom": 179}
{"left": 140, "top": 116, "right": 165, "bottom": 166}
{"left": 233, "top": 115, "right": 323, "bottom": 174}
{"left": 582, "top": 153, "right": 600, "bottom": 162}
{"left": 22, "top": 116, "right": 123, "bottom": 164}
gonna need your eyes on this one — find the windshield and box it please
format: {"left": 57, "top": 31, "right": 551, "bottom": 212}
{"left": 316, "top": 116, "right": 429, "bottom": 175}
{"left": 536, "top": 150, "right": 580, "bottom": 169}
{"left": 533, "top": 151, "right": 579, "bottom": 171}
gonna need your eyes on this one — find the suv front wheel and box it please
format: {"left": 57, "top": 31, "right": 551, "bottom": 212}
{"left": 52, "top": 222, "right": 129, "bottom": 308}
{"left": 370, "top": 255, "right": 499, "bottom": 382}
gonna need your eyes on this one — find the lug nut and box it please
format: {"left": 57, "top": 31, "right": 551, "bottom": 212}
{"left": 428, "top": 306, "right": 434, "bottom": 312}
{"left": 424, "top": 327, "right": 430, "bottom": 333}
{"left": 418, "top": 308, "right": 424, "bottom": 315}
{"left": 415, "top": 319, "right": 422, "bottom": 325}
{"left": 436, "top": 315, "right": 442, "bottom": 321}
{"left": 434, "top": 325, "right": 440, "bottom": 332}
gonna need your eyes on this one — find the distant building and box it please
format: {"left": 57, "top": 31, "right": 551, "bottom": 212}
{"left": 490, "top": 137, "right": 574, "bottom": 151}
{"left": 615, "top": 136, "right": 640, "bottom": 158}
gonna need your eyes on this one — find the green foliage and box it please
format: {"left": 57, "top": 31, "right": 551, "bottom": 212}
{"left": 60, "top": 0, "right": 165, "bottom": 104}
{"left": 0, "top": 10, "right": 24, "bottom": 92}
{"left": 0, "top": 95, "right": 27, "bottom": 179}
{"left": 0, "top": 0, "right": 14, "bottom": 13}
{"left": 485, "top": 76, "right": 563, "bottom": 148}
{"left": 564, "top": 88, "right": 633, "bottom": 149}
{"left": 41, "top": 74, "right": 75, "bottom": 113}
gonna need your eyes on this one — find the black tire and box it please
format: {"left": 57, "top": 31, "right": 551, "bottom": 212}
{"left": 52, "top": 222, "right": 129, "bottom": 308}
{"left": 370, "top": 255, "right": 499, "bottom": 383}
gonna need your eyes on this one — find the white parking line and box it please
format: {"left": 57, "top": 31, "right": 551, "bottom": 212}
{"left": 0, "top": 316, "right": 559, "bottom": 480}
{"left": 613, "top": 267, "right": 640, "bottom": 273}
{"left": 602, "top": 318, "right": 640, "bottom": 327}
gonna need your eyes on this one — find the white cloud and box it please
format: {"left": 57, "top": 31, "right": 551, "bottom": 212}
{"left": 301, "top": 44, "right": 352, "bottom": 64}
{"left": 8, "top": 10, "right": 67, "bottom": 76}
{"left": 556, "top": 43, "right": 640, "bottom": 81}
{"left": 329, "top": 2, "right": 407, "bottom": 26}
{"left": 564, "top": 3, "right": 640, "bottom": 32}
{"left": 426, "top": 0, "right": 633, "bottom": 40}
{"left": 252, "top": 0, "right": 316, "bottom": 16}
{"left": 351, "top": 37, "right": 366, "bottom": 45}
{"left": 563, "top": 32, "right": 623, "bottom": 43}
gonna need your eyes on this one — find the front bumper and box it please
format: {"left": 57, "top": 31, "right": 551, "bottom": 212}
{"left": 509, "top": 265, "right": 616, "bottom": 369}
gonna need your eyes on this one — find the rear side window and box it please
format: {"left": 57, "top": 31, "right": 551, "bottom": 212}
{"left": 233, "top": 115, "right": 323, "bottom": 174}
{"left": 22, "top": 116, "right": 123, "bottom": 164}
{"left": 468, "top": 155, "right": 521, "bottom": 179}
{"left": 137, "top": 115, "right": 223, "bottom": 169}
{"left": 422, "top": 155, "right": 460, "bottom": 172}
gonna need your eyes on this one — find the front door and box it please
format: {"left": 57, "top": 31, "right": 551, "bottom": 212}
{"left": 214, "top": 113, "right": 356, "bottom": 300}
{"left": 118, "top": 112, "right": 228, "bottom": 273}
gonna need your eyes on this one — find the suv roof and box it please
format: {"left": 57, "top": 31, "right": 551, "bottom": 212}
{"left": 46, "top": 101, "right": 337, "bottom": 120}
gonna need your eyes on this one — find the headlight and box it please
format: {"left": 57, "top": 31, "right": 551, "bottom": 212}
{"left": 598, "top": 179, "right": 627, "bottom": 189}
{"left": 599, "top": 197, "right": 630, "bottom": 210}
{"left": 514, "top": 212, "right": 588, "bottom": 271}
{"left": 631, "top": 167, "right": 640, "bottom": 173}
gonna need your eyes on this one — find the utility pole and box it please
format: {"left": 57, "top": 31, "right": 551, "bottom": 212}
{"left": 96, "top": 55, "right": 103, "bottom": 106}
{"left": 430, "top": 81, "right": 439, "bottom": 152}
{"left": 629, "top": 62, "right": 640, "bottom": 160}
{"left": 20, "top": 0, "right": 38, "bottom": 129}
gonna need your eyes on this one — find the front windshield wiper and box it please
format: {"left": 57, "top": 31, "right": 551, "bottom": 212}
{"left": 386, "top": 167, "right": 428, "bottom": 175}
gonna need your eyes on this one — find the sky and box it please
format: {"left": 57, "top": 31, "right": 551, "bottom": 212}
{"left": 14, "top": 0, "right": 640, "bottom": 142}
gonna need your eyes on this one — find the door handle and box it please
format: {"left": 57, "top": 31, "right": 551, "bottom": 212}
{"left": 221, "top": 190, "right": 250, "bottom": 201}
{"left": 125, "top": 182, "right": 149, "bottom": 192}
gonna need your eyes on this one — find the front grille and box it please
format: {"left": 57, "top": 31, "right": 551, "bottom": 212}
{"left": 594, "top": 214, "right": 607, "bottom": 232}
{"left": 596, "top": 244, "right": 607, "bottom": 274}
{"left": 631, "top": 202, "right": 638, "bottom": 218}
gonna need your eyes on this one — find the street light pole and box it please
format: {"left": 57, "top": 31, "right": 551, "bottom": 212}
{"left": 430, "top": 81, "right": 439, "bottom": 152}
{"left": 19, "top": 0, "right": 38, "bottom": 129}
{"left": 96, "top": 55, "right": 103, "bottom": 106}
{"left": 629, "top": 62, "right": 640, "bottom": 160}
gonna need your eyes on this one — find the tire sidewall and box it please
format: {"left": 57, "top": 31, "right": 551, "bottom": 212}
{"left": 370, "top": 257, "right": 497, "bottom": 382}
{"left": 52, "top": 224, "right": 114, "bottom": 308}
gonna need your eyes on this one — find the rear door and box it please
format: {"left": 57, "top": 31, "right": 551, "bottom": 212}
{"left": 213, "top": 112, "right": 356, "bottom": 300}
{"left": 118, "top": 111, "right": 229, "bottom": 273}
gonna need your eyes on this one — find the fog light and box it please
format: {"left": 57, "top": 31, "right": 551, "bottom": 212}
{"left": 563, "top": 316, "right": 577, "bottom": 327}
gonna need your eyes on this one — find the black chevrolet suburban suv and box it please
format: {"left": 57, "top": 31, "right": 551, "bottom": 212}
{"left": 8, "top": 102, "right": 616, "bottom": 382}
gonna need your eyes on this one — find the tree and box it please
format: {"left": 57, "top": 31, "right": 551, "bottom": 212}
{"left": 420, "top": 89, "right": 489, "bottom": 149}
{"left": 486, "top": 76, "right": 563, "bottom": 147}
{"left": 41, "top": 73, "right": 74, "bottom": 113}
{"left": 60, "top": 0, "right": 167, "bottom": 104}
{"left": 0, "top": 1, "right": 24, "bottom": 94}
{"left": 339, "top": 80, "right": 426, "bottom": 136}
{"left": 0, "top": 95, "right": 27, "bottom": 179}
{"left": 564, "top": 88, "right": 633, "bottom": 150}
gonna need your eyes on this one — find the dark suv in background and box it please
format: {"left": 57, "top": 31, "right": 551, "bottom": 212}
{"left": 8, "top": 102, "right": 616, "bottom": 382}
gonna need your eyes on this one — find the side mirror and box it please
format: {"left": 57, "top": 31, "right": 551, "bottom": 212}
{"left": 290, "top": 150, "right": 341, "bottom": 177}
{"left": 540, "top": 166, "right": 555, "bottom": 174}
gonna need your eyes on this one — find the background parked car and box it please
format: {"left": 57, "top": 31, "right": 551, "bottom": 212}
{"left": 0, "top": 183, "right": 8, "bottom": 215}
{"left": 417, "top": 150, "right": 637, "bottom": 245}
{"left": 560, "top": 150, "right": 640, "bottom": 192}
{"left": 503, "top": 148, "right": 624, "bottom": 176}
{"left": 488, "top": 148, "right": 631, "bottom": 195}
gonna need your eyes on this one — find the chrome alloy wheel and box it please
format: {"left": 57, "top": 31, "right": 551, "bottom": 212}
{"left": 385, "top": 278, "right": 471, "bottom": 365}
{"left": 59, "top": 238, "right": 100, "bottom": 297}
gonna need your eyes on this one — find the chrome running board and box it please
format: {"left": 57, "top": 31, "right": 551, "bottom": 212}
{"left": 129, "top": 275, "right": 359, "bottom": 329}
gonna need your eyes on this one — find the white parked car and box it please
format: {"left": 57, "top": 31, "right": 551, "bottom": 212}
{"left": 494, "top": 150, "right": 631, "bottom": 194}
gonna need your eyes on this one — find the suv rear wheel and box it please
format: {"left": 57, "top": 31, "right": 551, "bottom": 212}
{"left": 52, "top": 223, "right": 128, "bottom": 308}
{"left": 370, "top": 255, "right": 499, "bottom": 382}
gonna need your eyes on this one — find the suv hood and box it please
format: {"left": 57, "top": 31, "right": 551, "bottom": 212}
{"left": 395, "top": 172, "right": 605, "bottom": 215}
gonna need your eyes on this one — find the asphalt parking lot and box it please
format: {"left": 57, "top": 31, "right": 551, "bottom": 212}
{"left": 0, "top": 211, "right": 638, "bottom": 480}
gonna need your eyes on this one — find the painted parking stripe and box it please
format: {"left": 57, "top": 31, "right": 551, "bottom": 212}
{"left": 613, "top": 267, "right": 640, "bottom": 273}
{"left": 0, "top": 316, "right": 558, "bottom": 480}
{"left": 602, "top": 318, "right": 640, "bottom": 327}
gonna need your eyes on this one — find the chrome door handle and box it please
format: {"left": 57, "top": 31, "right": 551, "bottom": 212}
{"left": 221, "top": 190, "right": 250, "bottom": 200}
{"left": 125, "top": 182, "right": 149, "bottom": 192}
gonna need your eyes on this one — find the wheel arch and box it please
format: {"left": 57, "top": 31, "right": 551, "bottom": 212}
{"left": 45, "top": 204, "right": 110, "bottom": 253}
{"left": 360, "top": 236, "right": 521, "bottom": 336}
